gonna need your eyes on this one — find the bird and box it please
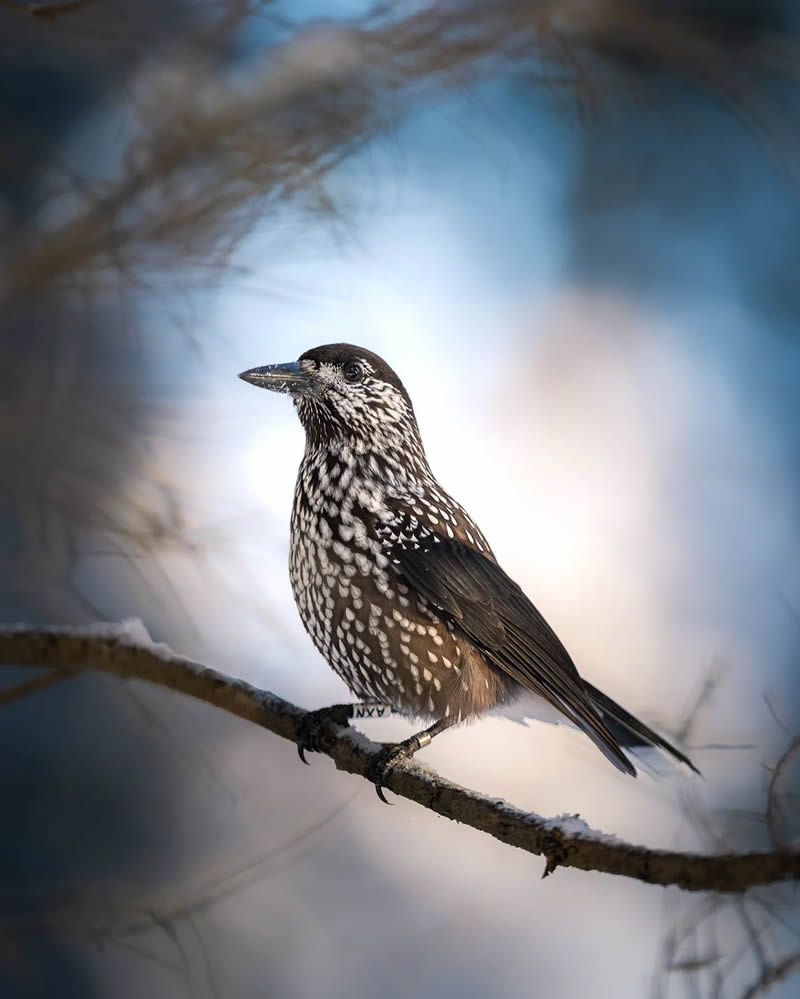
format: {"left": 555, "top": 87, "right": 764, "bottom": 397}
{"left": 239, "top": 343, "right": 697, "bottom": 799}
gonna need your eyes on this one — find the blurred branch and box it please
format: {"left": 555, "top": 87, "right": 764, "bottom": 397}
{"left": 3, "top": 0, "right": 798, "bottom": 301}
{"left": 766, "top": 732, "right": 800, "bottom": 848}
{"left": 739, "top": 954, "right": 800, "bottom": 999}
{"left": 1, "top": 620, "right": 799, "bottom": 894}
{"left": 0, "top": 0, "right": 94, "bottom": 21}
{"left": 0, "top": 666, "right": 75, "bottom": 704}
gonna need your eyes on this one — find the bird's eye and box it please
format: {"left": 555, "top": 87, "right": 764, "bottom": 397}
{"left": 343, "top": 362, "right": 363, "bottom": 384}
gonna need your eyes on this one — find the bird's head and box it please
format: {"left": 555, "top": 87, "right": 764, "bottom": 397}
{"left": 239, "top": 343, "right": 424, "bottom": 457}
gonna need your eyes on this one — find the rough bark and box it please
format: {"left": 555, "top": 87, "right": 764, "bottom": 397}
{"left": 0, "top": 621, "right": 797, "bottom": 893}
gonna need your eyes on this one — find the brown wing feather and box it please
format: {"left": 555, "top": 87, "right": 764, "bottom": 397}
{"left": 396, "top": 537, "right": 637, "bottom": 776}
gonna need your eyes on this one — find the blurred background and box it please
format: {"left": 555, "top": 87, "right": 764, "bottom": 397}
{"left": 0, "top": 1, "right": 798, "bottom": 997}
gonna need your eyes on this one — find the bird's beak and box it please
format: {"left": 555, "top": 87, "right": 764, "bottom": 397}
{"left": 238, "top": 361, "right": 315, "bottom": 396}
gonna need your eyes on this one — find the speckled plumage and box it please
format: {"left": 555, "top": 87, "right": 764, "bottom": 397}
{"left": 240, "top": 343, "right": 697, "bottom": 780}
{"left": 286, "top": 345, "right": 511, "bottom": 726}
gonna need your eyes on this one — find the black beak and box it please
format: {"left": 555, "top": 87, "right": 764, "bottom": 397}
{"left": 238, "top": 361, "right": 315, "bottom": 396}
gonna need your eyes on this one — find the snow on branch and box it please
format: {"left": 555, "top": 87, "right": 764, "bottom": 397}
{"left": 0, "top": 620, "right": 798, "bottom": 893}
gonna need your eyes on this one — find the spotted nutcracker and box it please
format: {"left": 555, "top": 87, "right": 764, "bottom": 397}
{"left": 239, "top": 343, "right": 697, "bottom": 799}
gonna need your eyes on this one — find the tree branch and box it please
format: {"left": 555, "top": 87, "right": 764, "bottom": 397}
{"left": 0, "top": 665, "right": 76, "bottom": 704}
{"left": 0, "top": 620, "right": 797, "bottom": 893}
{"left": 0, "top": 0, "right": 94, "bottom": 21}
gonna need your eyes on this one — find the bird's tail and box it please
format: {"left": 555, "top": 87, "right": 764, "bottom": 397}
{"left": 585, "top": 682, "right": 700, "bottom": 776}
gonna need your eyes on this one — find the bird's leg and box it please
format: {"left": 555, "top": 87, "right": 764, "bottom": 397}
{"left": 296, "top": 701, "right": 396, "bottom": 763}
{"left": 366, "top": 717, "right": 455, "bottom": 804}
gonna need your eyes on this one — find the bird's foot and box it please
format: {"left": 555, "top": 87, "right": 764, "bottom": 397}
{"left": 366, "top": 731, "right": 433, "bottom": 804}
{"left": 296, "top": 704, "right": 353, "bottom": 764}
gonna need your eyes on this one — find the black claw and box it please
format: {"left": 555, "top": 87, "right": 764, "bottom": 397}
{"left": 295, "top": 718, "right": 321, "bottom": 765}
{"left": 366, "top": 742, "right": 416, "bottom": 802}
{"left": 375, "top": 784, "right": 393, "bottom": 805}
{"left": 297, "top": 709, "right": 437, "bottom": 800}
{"left": 296, "top": 704, "right": 353, "bottom": 766}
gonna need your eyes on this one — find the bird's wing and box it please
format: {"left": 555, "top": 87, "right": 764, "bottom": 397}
{"left": 395, "top": 537, "right": 637, "bottom": 775}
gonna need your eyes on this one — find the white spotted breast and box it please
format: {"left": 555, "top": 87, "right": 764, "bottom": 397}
{"left": 288, "top": 446, "right": 495, "bottom": 720}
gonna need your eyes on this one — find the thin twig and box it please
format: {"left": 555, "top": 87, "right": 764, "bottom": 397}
{"left": 0, "top": 665, "right": 80, "bottom": 704}
{"left": 765, "top": 732, "right": 800, "bottom": 849}
{"left": 739, "top": 953, "right": 800, "bottom": 999}
{"left": 0, "top": 0, "right": 94, "bottom": 21}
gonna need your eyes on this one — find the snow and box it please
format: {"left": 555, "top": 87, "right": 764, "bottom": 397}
{"left": 0, "top": 617, "right": 205, "bottom": 668}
